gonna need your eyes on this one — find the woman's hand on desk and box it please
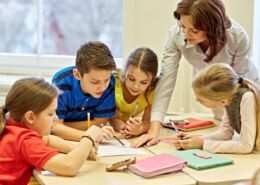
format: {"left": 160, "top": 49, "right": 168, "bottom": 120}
{"left": 131, "top": 133, "right": 159, "bottom": 148}
{"left": 131, "top": 121, "right": 161, "bottom": 148}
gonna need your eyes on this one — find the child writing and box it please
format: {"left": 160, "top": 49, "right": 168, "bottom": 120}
{"left": 110, "top": 47, "right": 159, "bottom": 139}
{"left": 174, "top": 63, "right": 260, "bottom": 153}
{"left": 52, "top": 41, "right": 116, "bottom": 141}
{"left": 0, "top": 78, "right": 105, "bottom": 185}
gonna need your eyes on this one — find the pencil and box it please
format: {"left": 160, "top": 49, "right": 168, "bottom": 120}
{"left": 113, "top": 135, "right": 125, "bottom": 146}
{"left": 87, "top": 112, "right": 90, "bottom": 128}
{"left": 100, "top": 123, "right": 124, "bottom": 146}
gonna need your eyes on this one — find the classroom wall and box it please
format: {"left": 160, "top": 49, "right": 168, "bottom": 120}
{"left": 123, "top": 0, "right": 254, "bottom": 114}
{"left": 0, "top": 1, "right": 255, "bottom": 112}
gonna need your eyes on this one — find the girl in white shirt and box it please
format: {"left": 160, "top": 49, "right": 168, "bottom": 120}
{"left": 131, "top": 0, "right": 259, "bottom": 148}
{"left": 174, "top": 63, "right": 260, "bottom": 154}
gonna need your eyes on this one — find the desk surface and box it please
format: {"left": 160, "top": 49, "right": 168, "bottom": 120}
{"left": 34, "top": 148, "right": 196, "bottom": 185}
{"left": 34, "top": 114, "right": 260, "bottom": 185}
{"left": 184, "top": 151, "right": 260, "bottom": 185}
{"left": 147, "top": 121, "right": 260, "bottom": 185}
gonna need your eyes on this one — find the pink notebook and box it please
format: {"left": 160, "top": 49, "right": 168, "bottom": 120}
{"left": 128, "top": 153, "right": 187, "bottom": 178}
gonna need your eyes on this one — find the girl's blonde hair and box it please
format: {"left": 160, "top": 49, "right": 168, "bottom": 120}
{"left": 192, "top": 63, "right": 260, "bottom": 150}
{"left": 0, "top": 78, "right": 59, "bottom": 136}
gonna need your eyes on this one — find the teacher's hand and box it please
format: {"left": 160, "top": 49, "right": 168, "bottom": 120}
{"left": 131, "top": 132, "right": 159, "bottom": 148}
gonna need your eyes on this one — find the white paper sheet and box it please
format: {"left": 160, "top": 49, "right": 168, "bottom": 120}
{"left": 98, "top": 139, "right": 146, "bottom": 157}
{"left": 40, "top": 170, "right": 56, "bottom": 176}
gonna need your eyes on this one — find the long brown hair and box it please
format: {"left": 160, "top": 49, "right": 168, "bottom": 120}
{"left": 0, "top": 78, "right": 59, "bottom": 136}
{"left": 174, "top": 0, "right": 231, "bottom": 62}
{"left": 192, "top": 63, "right": 260, "bottom": 151}
{"left": 123, "top": 47, "right": 159, "bottom": 106}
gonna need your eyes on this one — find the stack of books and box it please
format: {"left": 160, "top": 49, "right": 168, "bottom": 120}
{"left": 162, "top": 117, "right": 215, "bottom": 131}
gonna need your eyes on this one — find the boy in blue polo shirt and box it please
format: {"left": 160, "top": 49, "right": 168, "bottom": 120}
{"left": 51, "top": 41, "right": 116, "bottom": 141}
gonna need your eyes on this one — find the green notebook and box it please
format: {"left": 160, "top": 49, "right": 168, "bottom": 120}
{"left": 170, "top": 149, "right": 233, "bottom": 170}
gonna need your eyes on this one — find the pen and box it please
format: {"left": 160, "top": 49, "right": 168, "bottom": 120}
{"left": 113, "top": 135, "right": 125, "bottom": 146}
{"left": 130, "top": 102, "right": 139, "bottom": 118}
{"left": 87, "top": 112, "right": 91, "bottom": 128}
{"left": 170, "top": 119, "right": 179, "bottom": 134}
{"left": 170, "top": 120, "right": 184, "bottom": 140}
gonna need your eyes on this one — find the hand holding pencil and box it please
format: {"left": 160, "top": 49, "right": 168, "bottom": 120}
{"left": 125, "top": 118, "right": 143, "bottom": 136}
{"left": 101, "top": 125, "right": 115, "bottom": 140}
{"left": 101, "top": 124, "right": 124, "bottom": 146}
{"left": 121, "top": 102, "right": 142, "bottom": 138}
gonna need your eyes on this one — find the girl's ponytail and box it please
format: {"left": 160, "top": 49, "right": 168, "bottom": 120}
{"left": 0, "top": 106, "right": 7, "bottom": 137}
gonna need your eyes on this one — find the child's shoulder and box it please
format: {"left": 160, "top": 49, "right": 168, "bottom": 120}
{"left": 241, "top": 91, "right": 255, "bottom": 102}
{"left": 113, "top": 69, "right": 123, "bottom": 79}
{"left": 6, "top": 121, "right": 42, "bottom": 142}
{"left": 52, "top": 66, "right": 75, "bottom": 84}
{"left": 113, "top": 69, "right": 124, "bottom": 84}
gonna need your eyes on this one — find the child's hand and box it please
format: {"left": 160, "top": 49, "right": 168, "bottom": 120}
{"left": 176, "top": 132, "right": 191, "bottom": 140}
{"left": 118, "top": 123, "right": 134, "bottom": 138}
{"left": 84, "top": 125, "right": 103, "bottom": 143}
{"left": 125, "top": 118, "right": 143, "bottom": 136}
{"left": 88, "top": 147, "right": 97, "bottom": 161}
{"left": 119, "top": 123, "right": 127, "bottom": 135}
{"left": 101, "top": 126, "right": 115, "bottom": 140}
{"left": 178, "top": 136, "right": 204, "bottom": 150}
{"left": 173, "top": 138, "right": 183, "bottom": 150}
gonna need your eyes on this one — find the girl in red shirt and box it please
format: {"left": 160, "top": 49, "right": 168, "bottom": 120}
{"left": 0, "top": 78, "right": 107, "bottom": 185}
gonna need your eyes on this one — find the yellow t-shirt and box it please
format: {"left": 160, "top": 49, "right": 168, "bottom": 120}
{"left": 115, "top": 71, "right": 154, "bottom": 122}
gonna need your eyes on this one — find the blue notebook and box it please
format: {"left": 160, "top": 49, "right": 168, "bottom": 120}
{"left": 170, "top": 149, "right": 233, "bottom": 170}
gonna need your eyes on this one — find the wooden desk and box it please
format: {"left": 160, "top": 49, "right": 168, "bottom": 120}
{"left": 146, "top": 116, "right": 219, "bottom": 155}
{"left": 33, "top": 148, "right": 196, "bottom": 185}
{"left": 184, "top": 152, "right": 260, "bottom": 185}
{"left": 146, "top": 120, "right": 260, "bottom": 185}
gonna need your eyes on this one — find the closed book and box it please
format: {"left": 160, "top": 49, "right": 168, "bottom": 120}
{"left": 162, "top": 117, "right": 215, "bottom": 131}
{"left": 128, "top": 153, "right": 186, "bottom": 178}
{"left": 170, "top": 149, "right": 233, "bottom": 170}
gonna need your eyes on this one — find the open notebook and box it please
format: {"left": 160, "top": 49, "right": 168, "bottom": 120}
{"left": 170, "top": 149, "right": 233, "bottom": 170}
{"left": 98, "top": 139, "right": 146, "bottom": 156}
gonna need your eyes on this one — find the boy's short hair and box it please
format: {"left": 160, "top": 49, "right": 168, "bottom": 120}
{"left": 75, "top": 41, "right": 116, "bottom": 75}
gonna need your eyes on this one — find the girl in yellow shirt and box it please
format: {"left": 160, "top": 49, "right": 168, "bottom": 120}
{"left": 111, "top": 47, "right": 159, "bottom": 138}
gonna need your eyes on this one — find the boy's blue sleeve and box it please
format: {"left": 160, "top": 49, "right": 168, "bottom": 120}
{"left": 94, "top": 77, "right": 116, "bottom": 118}
{"left": 56, "top": 93, "right": 68, "bottom": 120}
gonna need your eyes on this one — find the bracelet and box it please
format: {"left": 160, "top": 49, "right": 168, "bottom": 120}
{"left": 81, "top": 135, "right": 95, "bottom": 147}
